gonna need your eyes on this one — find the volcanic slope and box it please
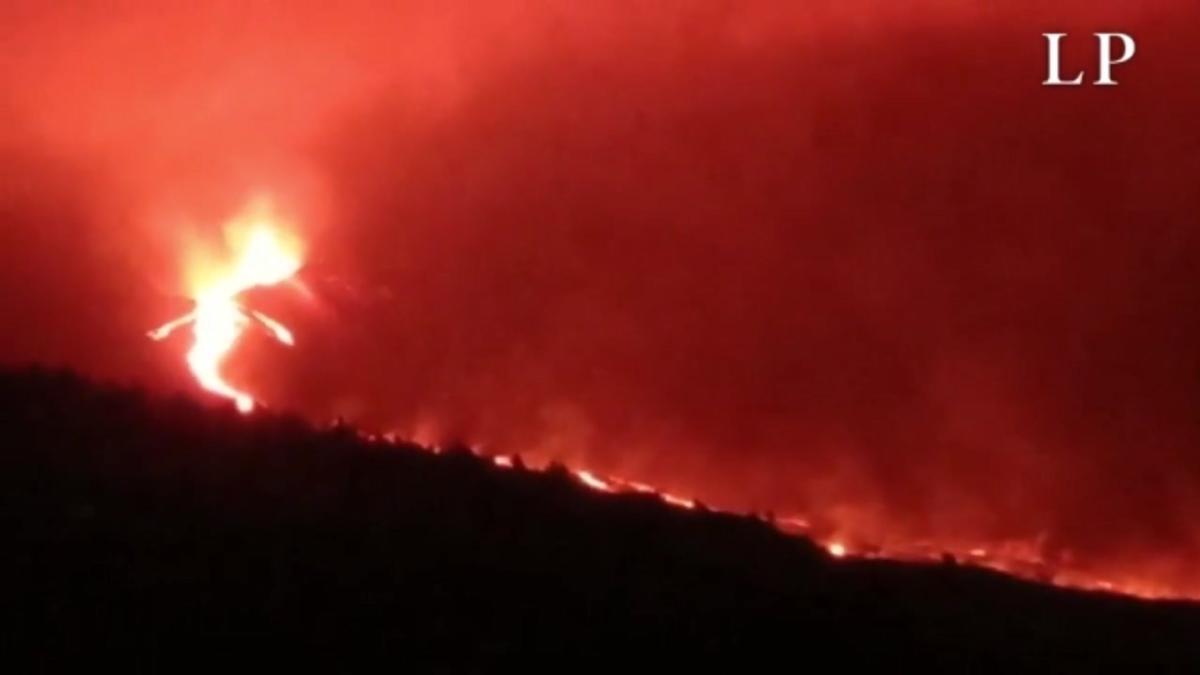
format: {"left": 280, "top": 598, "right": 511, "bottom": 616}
{"left": 1, "top": 367, "right": 1197, "bottom": 667}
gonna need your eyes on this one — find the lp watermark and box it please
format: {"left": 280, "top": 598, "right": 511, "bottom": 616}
{"left": 1043, "top": 33, "right": 1136, "bottom": 86}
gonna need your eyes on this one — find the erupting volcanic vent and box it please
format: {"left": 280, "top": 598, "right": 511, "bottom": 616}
{"left": 3, "top": 0, "right": 1200, "bottom": 611}
{"left": 148, "top": 199, "right": 304, "bottom": 412}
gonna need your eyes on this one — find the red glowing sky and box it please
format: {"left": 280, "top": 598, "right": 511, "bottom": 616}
{"left": 2, "top": 1, "right": 1200, "bottom": 594}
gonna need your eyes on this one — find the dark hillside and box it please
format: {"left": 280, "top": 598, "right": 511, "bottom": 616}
{"left": 1, "top": 367, "right": 1197, "bottom": 668}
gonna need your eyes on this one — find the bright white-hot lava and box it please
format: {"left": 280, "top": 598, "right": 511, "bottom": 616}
{"left": 149, "top": 199, "right": 303, "bottom": 413}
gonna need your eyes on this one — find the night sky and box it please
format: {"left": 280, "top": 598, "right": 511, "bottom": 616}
{"left": 2, "top": 1, "right": 1199, "bottom": 594}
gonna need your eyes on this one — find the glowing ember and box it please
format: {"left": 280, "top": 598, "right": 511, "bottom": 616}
{"left": 626, "top": 481, "right": 659, "bottom": 494}
{"left": 777, "top": 516, "right": 811, "bottom": 530}
{"left": 576, "top": 470, "right": 615, "bottom": 492}
{"left": 661, "top": 493, "right": 696, "bottom": 510}
{"left": 149, "top": 199, "right": 303, "bottom": 413}
{"left": 827, "top": 542, "right": 848, "bottom": 558}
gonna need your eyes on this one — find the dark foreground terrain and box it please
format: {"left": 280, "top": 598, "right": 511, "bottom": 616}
{"left": 1, "top": 367, "right": 1197, "bottom": 668}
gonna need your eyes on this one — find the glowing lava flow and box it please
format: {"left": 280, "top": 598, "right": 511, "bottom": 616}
{"left": 149, "top": 201, "right": 303, "bottom": 413}
{"left": 445, "top": 442, "right": 1195, "bottom": 600}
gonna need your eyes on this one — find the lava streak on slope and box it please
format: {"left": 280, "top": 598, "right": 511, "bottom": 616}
{"left": 372, "top": 431, "right": 1200, "bottom": 602}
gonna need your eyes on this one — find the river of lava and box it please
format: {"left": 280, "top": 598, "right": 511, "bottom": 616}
{"left": 351, "top": 428, "right": 1197, "bottom": 602}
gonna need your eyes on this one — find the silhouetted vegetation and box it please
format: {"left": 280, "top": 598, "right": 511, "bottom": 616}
{"left": 0, "top": 366, "right": 1197, "bottom": 667}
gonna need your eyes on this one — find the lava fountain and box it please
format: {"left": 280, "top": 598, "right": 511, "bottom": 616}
{"left": 149, "top": 199, "right": 304, "bottom": 412}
